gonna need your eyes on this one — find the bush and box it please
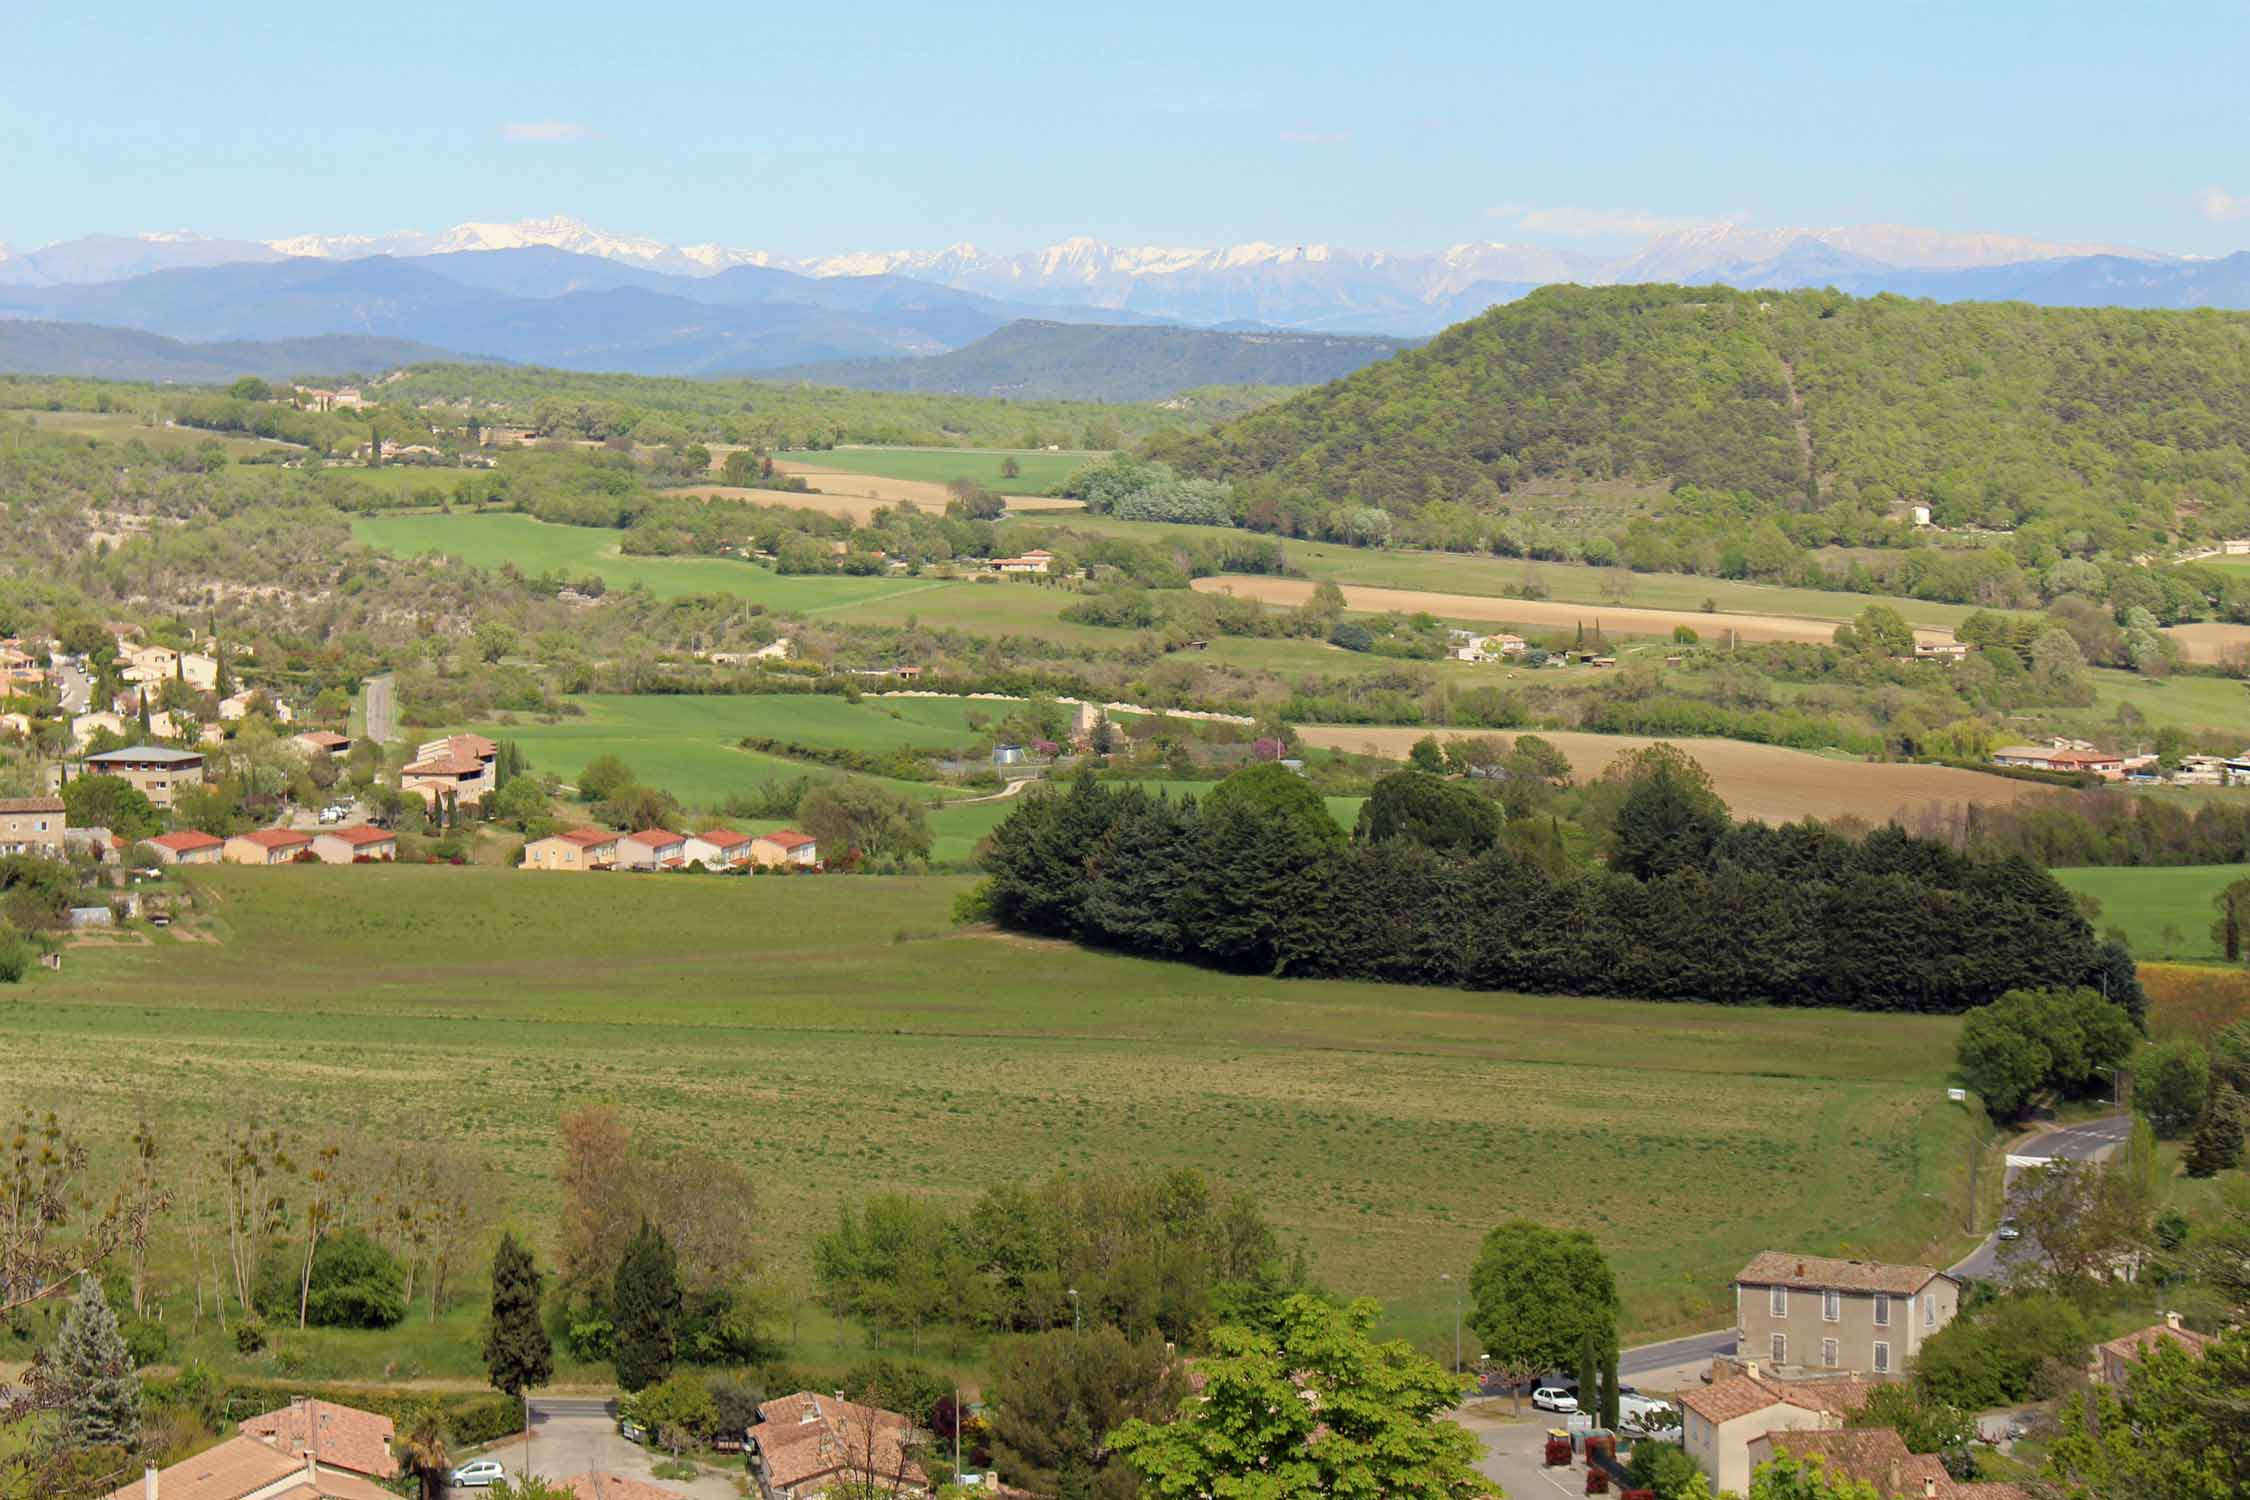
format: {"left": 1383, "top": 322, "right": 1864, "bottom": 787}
{"left": 233, "top": 1318, "right": 268, "bottom": 1354}
{"left": 2133, "top": 1039, "right": 2211, "bottom": 1138}
{"left": 1912, "top": 1293, "right": 2091, "bottom": 1408}
{"left": 253, "top": 1230, "right": 407, "bottom": 1329}
{"left": 838, "top": 1358, "right": 949, "bottom": 1427}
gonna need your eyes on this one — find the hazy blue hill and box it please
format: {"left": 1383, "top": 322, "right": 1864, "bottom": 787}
{"left": 0, "top": 319, "right": 473, "bottom": 382}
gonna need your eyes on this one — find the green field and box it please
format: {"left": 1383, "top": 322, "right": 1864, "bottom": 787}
{"left": 29, "top": 408, "right": 293, "bottom": 459}
{"left": 2080, "top": 668, "right": 2250, "bottom": 738}
{"left": 471, "top": 695, "right": 996, "bottom": 806}
{"left": 782, "top": 446, "right": 1101, "bottom": 492}
{"left": 2054, "top": 864, "right": 2250, "bottom": 962}
{"left": 352, "top": 512, "right": 914, "bottom": 608}
{"left": 10, "top": 867, "right": 1982, "bottom": 1364}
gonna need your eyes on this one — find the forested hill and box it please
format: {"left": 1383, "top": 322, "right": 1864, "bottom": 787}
{"left": 762, "top": 319, "right": 1415, "bottom": 401}
{"left": 1147, "top": 285, "right": 2250, "bottom": 546}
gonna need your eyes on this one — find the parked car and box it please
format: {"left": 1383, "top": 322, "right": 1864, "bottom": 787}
{"left": 450, "top": 1459, "right": 507, "bottom": 1488}
{"left": 1531, "top": 1387, "right": 1580, "bottom": 1413}
{"left": 1996, "top": 1219, "right": 2022, "bottom": 1242}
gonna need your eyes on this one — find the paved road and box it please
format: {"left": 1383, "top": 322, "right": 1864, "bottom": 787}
{"left": 58, "top": 663, "right": 91, "bottom": 715}
{"left": 1950, "top": 1114, "right": 2130, "bottom": 1280}
{"left": 1620, "top": 1328, "right": 1734, "bottom": 1378}
{"left": 362, "top": 672, "right": 397, "bottom": 746}
{"left": 447, "top": 1396, "right": 740, "bottom": 1498}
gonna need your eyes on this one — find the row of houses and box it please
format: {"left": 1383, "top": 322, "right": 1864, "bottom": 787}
{"left": 523, "top": 824, "right": 819, "bottom": 872}
{"left": 142, "top": 825, "right": 398, "bottom": 866}
{"left": 1993, "top": 735, "right": 2250, "bottom": 785}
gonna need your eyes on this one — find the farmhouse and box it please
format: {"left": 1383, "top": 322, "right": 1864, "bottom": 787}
{"left": 991, "top": 548, "right": 1054, "bottom": 575}
{"left": 751, "top": 830, "right": 820, "bottom": 868}
{"left": 2097, "top": 1311, "right": 2213, "bottom": 1385}
{"left": 223, "top": 828, "right": 315, "bottom": 866}
{"left": 684, "top": 828, "right": 754, "bottom": 868}
{"left": 145, "top": 830, "right": 225, "bottom": 865}
{"left": 76, "top": 745, "right": 208, "bottom": 808}
{"left": 747, "top": 1392, "right": 929, "bottom": 1500}
{"left": 0, "top": 796, "right": 66, "bottom": 858}
{"left": 1747, "top": 1427, "right": 2024, "bottom": 1500}
{"left": 104, "top": 1433, "right": 397, "bottom": 1500}
{"left": 524, "top": 826, "right": 621, "bottom": 871}
{"left": 1991, "top": 744, "right": 2123, "bottom": 779}
{"left": 293, "top": 730, "right": 352, "bottom": 760}
{"left": 1734, "top": 1252, "right": 1957, "bottom": 1378}
{"left": 1679, "top": 1363, "right": 1872, "bottom": 1495}
{"left": 238, "top": 1398, "right": 399, "bottom": 1482}
{"left": 312, "top": 826, "right": 398, "bottom": 864}
{"left": 616, "top": 827, "right": 688, "bottom": 869}
{"left": 401, "top": 734, "right": 497, "bottom": 806}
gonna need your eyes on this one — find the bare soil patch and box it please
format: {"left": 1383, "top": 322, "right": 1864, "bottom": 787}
{"left": 1192, "top": 576, "right": 1957, "bottom": 647}
{"left": 667, "top": 469, "right": 1084, "bottom": 524}
{"left": 2163, "top": 621, "right": 2250, "bottom": 665}
{"left": 1294, "top": 726, "right": 2050, "bottom": 825}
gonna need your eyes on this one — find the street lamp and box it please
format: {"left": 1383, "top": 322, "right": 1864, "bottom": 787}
{"left": 1440, "top": 1273, "right": 1461, "bottom": 1374}
{"left": 1067, "top": 1287, "right": 1080, "bottom": 1335}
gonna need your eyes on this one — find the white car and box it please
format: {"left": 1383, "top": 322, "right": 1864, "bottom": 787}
{"left": 449, "top": 1459, "right": 507, "bottom": 1488}
{"left": 1531, "top": 1386, "right": 1579, "bottom": 1413}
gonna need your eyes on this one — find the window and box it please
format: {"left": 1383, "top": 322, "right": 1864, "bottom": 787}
{"left": 1770, "top": 1285, "right": 1788, "bottom": 1317}
{"left": 1873, "top": 1294, "right": 1890, "bottom": 1326}
{"left": 1873, "top": 1341, "right": 1890, "bottom": 1373}
{"left": 1822, "top": 1290, "right": 1841, "bottom": 1322}
{"left": 1822, "top": 1338, "right": 1839, "bottom": 1369}
{"left": 1923, "top": 1293, "right": 1937, "bottom": 1330}
{"left": 1771, "top": 1333, "right": 1787, "bottom": 1365}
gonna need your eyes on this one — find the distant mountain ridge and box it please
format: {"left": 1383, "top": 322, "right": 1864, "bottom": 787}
{"left": 761, "top": 320, "right": 1417, "bottom": 400}
{"left": 0, "top": 320, "right": 475, "bottom": 383}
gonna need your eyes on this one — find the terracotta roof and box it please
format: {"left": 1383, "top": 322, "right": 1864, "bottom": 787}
{"left": 555, "top": 1473, "right": 693, "bottom": 1500}
{"left": 750, "top": 1392, "right": 927, "bottom": 1492}
{"left": 403, "top": 755, "right": 485, "bottom": 776}
{"left": 619, "top": 828, "right": 684, "bottom": 845}
{"left": 232, "top": 828, "right": 313, "bottom": 849}
{"left": 268, "top": 1474, "right": 400, "bottom": 1500}
{"left": 2100, "top": 1320, "right": 2215, "bottom": 1365}
{"left": 1757, "top": 1429, "right": 1947, "bottom": 1497}
{"left": 450, "top": 733, "right": 498, "bottom": 757}
{"left": 149, "top": 830, "right": 224, "bottom": 852}
{"left": 318, "top": 826, "right": 396, "bottom": 847}
{"left": 1736, "top": 1252, "right": 1951, "bottom": 1296}
{"left": 691, "top": 829, "right": 751, "bottom": 847}
{"left": 1679, "top": 1373, "right": 1871, "bottom": 1426}
{"left": 240, "top": 1399, "right": 398, "bottom": 1479}
{"left": 0, "top": 796, "right": 65, "bottom": 814}
{"left": 102, "top": 1435, "right": 301, "bottom": 1500}
{"left": 556, "top": 827, "right": 618, "bottom": 846}
{"left": 759, "top": 829, "right": 817, "bottom": 850}
{"left": 295, "top": 732, "right": 351, "bottom": 749}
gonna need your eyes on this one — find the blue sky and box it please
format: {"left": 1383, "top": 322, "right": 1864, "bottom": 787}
{"left": 7, "top": 1, "right": 2245, "bottom": 256}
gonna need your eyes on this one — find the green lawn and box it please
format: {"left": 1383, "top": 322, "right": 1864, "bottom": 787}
{"left": 470, "top": 695, "right": 990, "bottom": 806}
{"left": 2080, "top": 668, "right": 2250, "bottom": 739}
{"left": 782, "top": 446, "right": 1102, "bottom": 492}
{"left": 2054, "top": 864, "right": 2250, "bottom": 962}
{"left": 10, "top": 866, "right": 1983, "bottom": 1367}
{"left": 352, "top": 512, "right": 917, "bottom": 608}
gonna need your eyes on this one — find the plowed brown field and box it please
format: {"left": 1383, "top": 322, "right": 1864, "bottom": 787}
{"left": 1293, "top": 726, "right": 2050, "bottom": 824}
{"left": 1190, "top": 576, "right": 1958, "bottom": 647}
{"left": 665, "top": 466, "right": 1085, "bottom": 524}
{"left": 2162, "top": 621, "right": 2250, "bottom": 665}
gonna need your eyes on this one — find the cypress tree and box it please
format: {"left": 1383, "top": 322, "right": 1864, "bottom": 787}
{"left": 2185, "top": 1084, "right": 2245, "bottom": 1178}
{"left": 1574, "top": 1332, "right": 1597, "bottom": 1423}
{"left": 1600, "top": 1338, "right": 1621, "bottom": 1431}
{"left": 483, "top": 1231, "right": 554, "bottom": 1397}
{"left": 53, "top": 1274, "right": 142, "bottom": 1452}
{"left": 612, "top": 1219, "right": 681, "bottom": 1393}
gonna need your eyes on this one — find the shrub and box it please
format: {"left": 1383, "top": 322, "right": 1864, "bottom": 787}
{"left": 233, "top": 1319, "right": 267, "bottom": 1354}
{"left": 253, "top": 1230, "right": 407, "bottom": 1329}
{"left": 1912, "top": 1293, "right": 2090, "bottom": 1408}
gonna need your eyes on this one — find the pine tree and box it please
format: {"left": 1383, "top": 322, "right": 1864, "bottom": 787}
{"left": 53, "top": 1274, "right": 142, "bottom": 1452}
{"left": 483, "top": 1231, "right": 554, "bottom": 1398}
{"left": 612, "top": 1219, "right": 681, "bottom": 1393}
{"left": 2185, "top": 1084, "right": 2245, "bottom": 1178}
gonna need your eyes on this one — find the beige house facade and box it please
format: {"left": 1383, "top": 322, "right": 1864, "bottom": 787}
{"left": 76, "top": 745, "right": 208, "bottom": 808}
{"left": 523, "top": 827, "right": 620, "bottom": 871}
{"left": 1679, "top": 1367, "right": 1871, "bottom": 1495}
{"left": 0, "top": 796, "right": 66, "bottom": 857}
{"left": 224, "top": 828, "right": 314, "bottom": 865}
{"left": 1734, "top": 1252, "right": 1958, "bottom": 1378}
{"left": 145, "top": 830, "right": 225, "bottom": 865}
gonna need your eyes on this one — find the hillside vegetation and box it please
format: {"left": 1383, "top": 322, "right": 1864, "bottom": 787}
{"left": 1152, "top": 285, "right": 2250, "bottom": 552}
{"left": 767, "top": 319, "right": 1412, "bottom": 401}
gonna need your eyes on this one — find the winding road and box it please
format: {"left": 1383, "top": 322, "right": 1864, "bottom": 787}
{"left": 1949, "top": 1114, "right": 2131, "bottom": 1281}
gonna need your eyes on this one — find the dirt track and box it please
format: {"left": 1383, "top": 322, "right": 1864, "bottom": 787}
{"left": 2163, "top": 621, "right": 2250, "bottom": 665}
{"left": 1190, "top": 576, "right": 1958, "bottom": 647}
{"left": 1294, "top": 727, "right": 2050, "bottom": 825}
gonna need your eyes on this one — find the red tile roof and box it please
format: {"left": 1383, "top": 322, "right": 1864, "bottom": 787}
{"left": 403, "top": 755, "right": 485, "bottom": 776}
{"left": 149, "top": 830, "right": 224, "bottom": 852}
{"left": 557, "top": 827, "right": 619, "bottom": 846}
{"left": 1679, "top": 1373, "right": 1872, "bottom": 1426}
{"left": 750, "top": 1393, "right": 927, "bottom": 1493}
{"left": 760, "top": 829, "right": 817, "bottom": 850}
{"left": 233, "top": 828, "right": 313, "bottom": 850}
{"left": 0, "top": 796, "right": 65, "bottom": 814}
{"left": 619, "top": 828, "right": 684, "bottom": 846}
{"left": 2100, "top": 1320, "right": 2214, "bottom": 1365}
{"left": 692, "top": 829, "right": 751, "bottom": 847}
{"left": 319, "top": 826, "right": 396, "bottom": 847}
{"left": 98, "top": 1433, "right": 395, "bottom": 1500}
{"left": 240, "top": 1398, "right": 398, "bottom": 1479}
{"left": 1735, "top": 1252, "right": 1951, "bottom": 1296}
{"left": 295, "top": 732, "right": 351, "bottom": 749}
{"left": 555, "top": 1473, "right": 692, "bottom": 1500}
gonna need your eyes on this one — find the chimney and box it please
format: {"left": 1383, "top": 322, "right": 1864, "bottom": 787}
{"left": 2166, "top": 1311, "right": 2182, "bottom": 1330}
{"left": 1743, "top": 1360, "right": 1759, "bottom": 1382}
{"left": 1923, "top": 1477, "right": 1938, "bottom": 1499}
{"left": 1795, "top": 1262, "right": 1806, "bottom": 1276}
{"left": 1886, "top": 1459, "right": 1901, "bottom": 1495}
{"left": 143, "top": 1463, "right": 158, "bottom": 1500}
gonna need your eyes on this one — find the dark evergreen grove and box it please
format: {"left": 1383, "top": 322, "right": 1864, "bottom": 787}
{"left": 980, "top": 768, "right": 2137, "bottom": 1015}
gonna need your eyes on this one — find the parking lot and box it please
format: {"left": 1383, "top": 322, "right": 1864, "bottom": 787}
{"left": 443, "top": 1396, "right": 745, "bottom": 1498}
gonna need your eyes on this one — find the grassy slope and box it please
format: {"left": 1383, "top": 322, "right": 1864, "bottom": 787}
{"left": 12, "top": 867, "right": 1980, "bottom": 1364}
{"left": 29, "top": 409, "right": 289, "bottom": 458}
{"left": 2081, "top": 669, "right": 2250, "bottom": 738}
{"left": 2053, "top": 864, "right": 2250, "bottom": 962}
{"left": 777, "top": 447, "right": 1100, "bottom": 491}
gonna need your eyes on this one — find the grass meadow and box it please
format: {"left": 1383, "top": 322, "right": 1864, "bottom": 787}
{"left": 2081, "top": 668, "right": 2250, "bottom": 739}
{"left": 2053, "top": 863, "right": 2250, "bottom": 963}
{"left": 28, "top": 409, "right": 291, "bottom": 459}
{"left": 7, "top": 866, "right": 1985, "bottom": 1370}
{"left": 780, "top": 446, "right": 1101, "bottom": 492}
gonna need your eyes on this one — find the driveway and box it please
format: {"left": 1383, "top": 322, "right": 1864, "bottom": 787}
{"left": 446, "top": 1396, "right": 744, "bottom": 1499}
{"left": 361, "top": 671, "right": 398, "bottom": 746}
{"left": 1950, "top": 1114, "right": 2130, "bottom": 1281}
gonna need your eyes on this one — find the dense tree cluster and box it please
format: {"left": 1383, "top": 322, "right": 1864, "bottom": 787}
{"left": 981, "top": 761, "right": 2120, "bottom": 1011}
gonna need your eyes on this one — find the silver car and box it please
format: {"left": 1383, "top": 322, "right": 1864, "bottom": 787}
{"left": 449, "top": 1458, "right": 507, "bottom": 1488}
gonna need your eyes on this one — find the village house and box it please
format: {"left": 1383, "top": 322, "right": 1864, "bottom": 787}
{"left": 0, "top": 710, "right": 31, "bottom": 738}
{"left": 751, "top": 830, "right": 820, "bottom": 868}
{"left": 74, "top": 745, "right": 208, "bottom": 808}
{"left": 550, "top": 1475, "right": 690, "bottom": 1500}
{"left": 401, "top": 733, "right": 498, "bottom": 807}
{"left": 312, "top": 826, "right": 398, "bottom": 864}
{"left": 1735, "top": 1252, "right": 1958, "bottom": 1378}
{"left": 684, "top": 828, "right": 755, "bottom": 868}
{"left": 0, "top": 643, "right": 46, "bottom": 690}
{"left": 523, "top": 826, "right": 621, "bottom": 871}
{"left": 144, "top": 829, "right": 225, "bottom": 865}
{"left": 292, "top": 730, "right": 352, "bottom": 760}
{"left": 106, "top": 1436, "right": 397, "bottom": 1500}
{"left": 615, "top": 827, "right": 688, "bottom": 869}
{"left": 991, "top": 548, "right": 1054, "bottom": 575}
{"left": 1679, "top": 1364, "right": 1874, "bottom": 1495}
{"left": 0, "top": 796, "right": 66, "bottom": 858}
{"left": 746, "top": 1392, "right": 929, "bottom": 1500}
{"left": 1991, "top": 745, "right": 2123, "bottom": 779}
{"left": 220, "top": 691, "right": 295, "bottom": 724}
{"left": 1912, "top": 640, "right": 1971, "bottom": 663}
{"left": 2097, "top": 1311, "right": 2214, "bottom": 1385}
{"left": 223, "top": 828, "right": 315, "bottom": 866}
{"left": 237, "top": 1398, "right": 399, "bottom": 1485}
{"left": 120, "top": 644, "right": 179, "bottom": 684}
{"left": 1748, "top": 1427, "right": 2025, "bottom": 1500}
{"left": 71, "top": 710, "right": 127, "bottom": 748}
